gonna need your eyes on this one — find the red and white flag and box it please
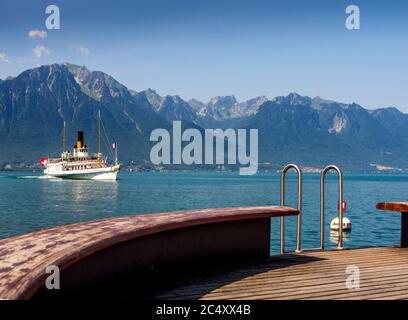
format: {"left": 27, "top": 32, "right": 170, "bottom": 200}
{"left": 338, "top": 200, "right": 347, "bottom": 212}
{"left": 111, "top": 143, "right": 116, "bottom": 149}
{"left": 40, "top": 157, "right": 49, "bottom": 166}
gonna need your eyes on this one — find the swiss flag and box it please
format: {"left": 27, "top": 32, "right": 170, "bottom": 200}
{"left": 40, "top": 158, "right": 49, "bottom": 166}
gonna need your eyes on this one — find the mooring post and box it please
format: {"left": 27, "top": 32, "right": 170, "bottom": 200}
{"left": 401, "top": 212, "right": 408, "bottom": 248}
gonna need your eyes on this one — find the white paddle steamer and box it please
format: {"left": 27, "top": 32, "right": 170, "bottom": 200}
{"left": 41, "top": 113, "right": 120, "bottom": 180}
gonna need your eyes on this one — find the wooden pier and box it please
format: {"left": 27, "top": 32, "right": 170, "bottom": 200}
{"left": 152, "top": 247, "right": 408, "bottom": 300}
{"left": 0, "top": 202, "right": 407, "bottom": 300}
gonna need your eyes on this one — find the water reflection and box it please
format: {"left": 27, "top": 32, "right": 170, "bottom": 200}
{"left": 39, "top": 178, "right": 118, "bottom": 208}
{"left": 329, "top": 230, "right": 351, "bottom": 245}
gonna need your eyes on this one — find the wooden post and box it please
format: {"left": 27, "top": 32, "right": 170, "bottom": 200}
{"left": 401, "top": 212, "right": 408, "bottom": 248}
{"left": 376, "top": 203, "right": 408, "bottom": 248}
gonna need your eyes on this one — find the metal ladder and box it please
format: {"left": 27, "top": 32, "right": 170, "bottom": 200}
{"left": 279, "top": 164, "right": 344, "bottom": 253}
{"left": 320, "top": 165, "right": 344, "bottom": 250}
{"left": 280, "top": 164, "right": 302, "bottom": 254}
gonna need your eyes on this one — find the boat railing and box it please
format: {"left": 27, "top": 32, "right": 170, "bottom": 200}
{"left": 47, "top": 158, "right": 66, "bottom": 164}
{"left": 48, "top": 156, "right": 105, "bottom": 163}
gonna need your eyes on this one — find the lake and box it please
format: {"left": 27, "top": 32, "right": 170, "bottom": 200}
{"left": 0, "top": 171, "right": 406, "bottom": 254}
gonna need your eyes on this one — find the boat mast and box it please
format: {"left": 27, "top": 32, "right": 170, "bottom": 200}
{"left": 62, "top": 121, "right": 66, "bottom": 153}
{"left": 98, "top": 110, "right": 101, "bottom": 161}
{"left": 115, "top": 142, "right": 118, "bottom": 165}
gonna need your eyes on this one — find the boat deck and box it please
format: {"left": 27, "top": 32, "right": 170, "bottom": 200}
{"left": 152, "top": 247, "right": 408, "bottom": 300}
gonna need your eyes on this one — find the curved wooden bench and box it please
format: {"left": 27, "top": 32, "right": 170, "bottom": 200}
{"left": 0, "top": 206, "right": 298, "bottom": 300}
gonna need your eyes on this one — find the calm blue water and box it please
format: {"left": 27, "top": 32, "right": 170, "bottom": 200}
{"left": 0, "top": 171, "right": 406, "bottom": 254}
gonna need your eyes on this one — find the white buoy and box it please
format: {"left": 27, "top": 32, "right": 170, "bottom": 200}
{"left": 330, "top": 216, "right": 352, "bottom": 231}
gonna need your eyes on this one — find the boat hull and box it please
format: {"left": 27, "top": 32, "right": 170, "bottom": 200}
{"left": 45, "top": 165, "right": 121, "bottom": 180}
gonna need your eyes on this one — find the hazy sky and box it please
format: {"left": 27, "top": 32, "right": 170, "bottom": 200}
{"left": 0, "top": 0, "right": 407, "bottom": 110}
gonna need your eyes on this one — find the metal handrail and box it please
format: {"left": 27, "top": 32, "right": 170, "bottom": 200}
{"left": 280, "top": 164, "right": 302, "bottom": 254}
{"left": 320, "top": 165, "right": 344, "bottom": 250}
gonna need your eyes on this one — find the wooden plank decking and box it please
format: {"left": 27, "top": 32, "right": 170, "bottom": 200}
{"left": 152, "top": 247, "right": 408, "bottom": 300}
{"left": 2, "top": 203, "right": 408, "bottom": 300}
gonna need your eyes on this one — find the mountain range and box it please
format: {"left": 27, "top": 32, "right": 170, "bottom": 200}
{"left": 0, "top": 63, "right": 407, "bottom": 172}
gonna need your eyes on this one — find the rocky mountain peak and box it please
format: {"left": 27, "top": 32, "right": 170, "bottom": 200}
{"left": 188, "top": 98, "right": 206, "bottom": 113}
{"left": 140, "top": 88, "right": 163, "bottom": 110}
{"left": 64, "top": 63, "right": 130, "bottom": 101}
{"left": 208, "top": 95, "right": 237, "bottom": 108}
{"left": 273, "top": 92, "right": 312, "bottom": 107}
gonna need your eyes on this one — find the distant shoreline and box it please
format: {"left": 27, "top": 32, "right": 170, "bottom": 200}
{"left": 1, "top": 166, "right": 408, "bottom": 175}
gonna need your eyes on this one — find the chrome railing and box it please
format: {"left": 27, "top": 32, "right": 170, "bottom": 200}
{"left": 280, "top": 164, "right": 302, "bottom": 254}
{"left": 320, "top": 165, "right": 344, "bottom": 250}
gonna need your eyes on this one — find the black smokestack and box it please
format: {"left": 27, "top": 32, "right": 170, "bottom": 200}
{"left": 77, "top": 131, "right": 84, "bottom": 149}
